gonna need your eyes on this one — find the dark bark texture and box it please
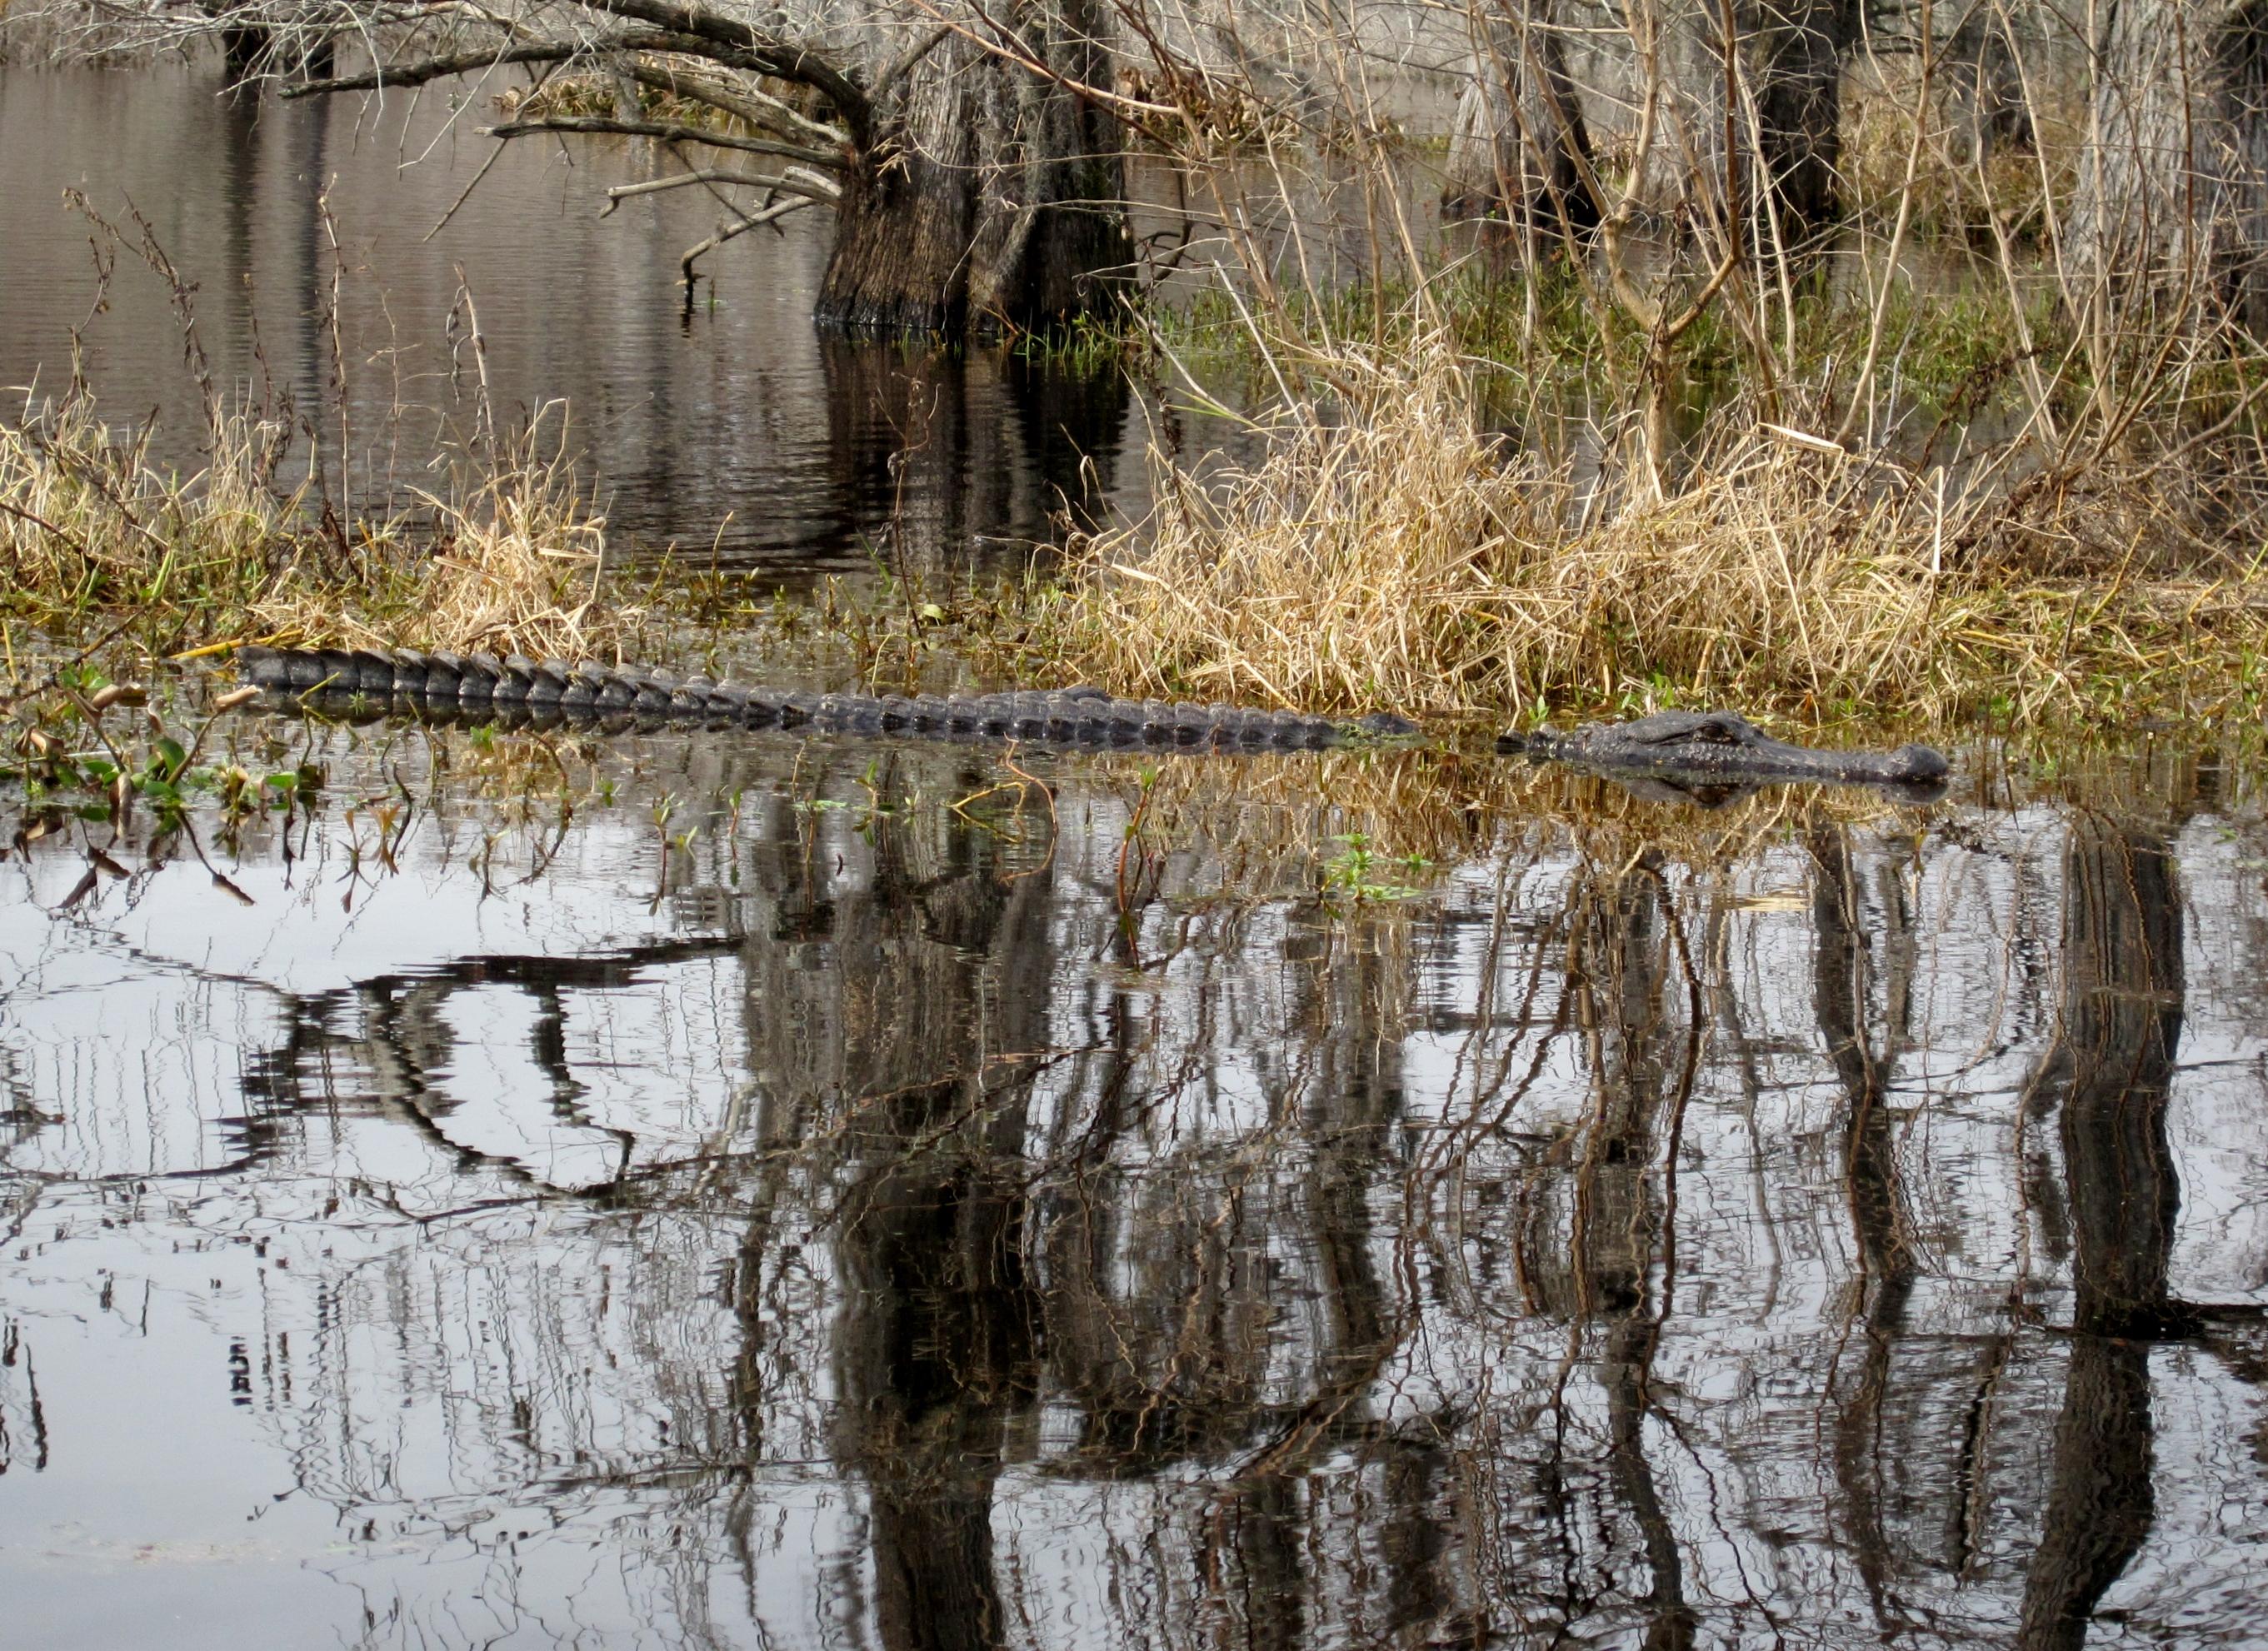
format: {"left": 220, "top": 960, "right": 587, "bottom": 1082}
{"left": 818, "top": 5, "right": 1132, "bottom": 335}
{"left": 213, "top": 8, "right": 333, "bottom": 82}
{"left": 1744, "top": 0, "right": 1852, "bottom": 237}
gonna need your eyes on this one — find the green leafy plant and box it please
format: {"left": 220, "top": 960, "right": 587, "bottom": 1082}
{"left": 1320, "top": 832, "right": 1431, "bottom": 905}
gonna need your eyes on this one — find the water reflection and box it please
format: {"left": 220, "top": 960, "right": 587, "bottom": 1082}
{"left": 3, "top": 726, "right": 2267, "bottom": 1647}
{"left": 2017, "top": 814, "right": 2181, "bottom": 1649}
{"left": 0, "top": 64, "right": 1135, "bottom": 579}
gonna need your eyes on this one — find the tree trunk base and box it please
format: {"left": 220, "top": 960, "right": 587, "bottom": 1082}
{"left": 817, "top": 164, "right": 1130, "bottom": 338}
{"left": 815, "top": 23, "right": 1131, "bottom": 338}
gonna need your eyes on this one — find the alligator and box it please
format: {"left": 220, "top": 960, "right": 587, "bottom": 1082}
{"left": 228, "top": 648, "right": 1950, "bottom": 797}
{"left": 231, "top": 646, "right": 1420, "bottom": 749}
{"left": 1497, "top": 709, "right": 1951, "bottom": 803}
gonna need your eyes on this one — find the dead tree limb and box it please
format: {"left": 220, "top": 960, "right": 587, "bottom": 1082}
{"left": 601, "top": 167, "right": 839, "bottom": 217}
{"left": 482, "top": 115, "right": 845, "bottom": 172}
{"left": 279, "top": 37, "right": 679, "bottom": 97}
{"left": 681, "top": 196, "right": 822, "bottom": 282}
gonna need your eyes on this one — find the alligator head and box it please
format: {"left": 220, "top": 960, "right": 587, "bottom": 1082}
{"left": 1500, "top": 710, "right": 1950, "bottom": 804}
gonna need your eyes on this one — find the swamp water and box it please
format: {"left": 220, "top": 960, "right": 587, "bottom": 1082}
{"left": 5, "top": 57, "right": 2268, "bottom": 1651}
{"left": 0, "top": 65, "right": 1144, "bottom": 581}
{"left": 4, "top": 716, "right": 2268, "bottom": 1649}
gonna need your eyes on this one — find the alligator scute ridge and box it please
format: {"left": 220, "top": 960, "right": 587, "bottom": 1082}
{"left": 231, "top": 646, "right": 1421, "bottom": 750}
{"left": 228, "top": 649, "right": 1952, "bottom": 793}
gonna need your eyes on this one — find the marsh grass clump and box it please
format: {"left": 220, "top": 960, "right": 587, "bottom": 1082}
{"left": 1, "top": 392, "right": 315, "bottom": 623}
{"left": 2, "top": 385, "right": 636, "bottom": 661}
{"left": 1029, "top": 342, "right": 1556, "bottom": 716}
{"left": 414, "top": 440, "right": 619, "bottom": 658}
{"left": 1002, "top": 338, "right": 2268, "bottom": 729}
{"left": 244, "top": 425, "right": 627, "bottom": 661}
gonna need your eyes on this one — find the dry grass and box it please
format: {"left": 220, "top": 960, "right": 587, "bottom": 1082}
{"left": 415, "top": 447, "right": 619, "bottom": 656}
{"left": 2, "top": 394, "right": 305, "bottom": 616}
{"left": 246, "top": 430, "right": 626, "bottom": 659}
{"left": 1033, "top": 347, "right": 1552, "bottom": 717}
{"left": 2, "top": 387, "right": 637, "bottom": 660}
{"left": 1009, "top": 341, "right": 2268, "bottom": 730}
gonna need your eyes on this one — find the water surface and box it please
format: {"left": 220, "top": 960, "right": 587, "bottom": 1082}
{"left": 4, "top": 708, "right": 2266, "bottom": 1649}
{"left": 0, "top": 62, "right": 1138, "bottom": 581}
{"left": 5, "top": 55, "right": 2268, "bottom": 1651}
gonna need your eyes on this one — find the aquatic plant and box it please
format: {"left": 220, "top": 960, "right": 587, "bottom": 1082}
{"left": 0, "top": 657, "right": 320, "bottom": 865}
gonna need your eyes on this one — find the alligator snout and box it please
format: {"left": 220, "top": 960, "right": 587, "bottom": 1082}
{"left": 1886, "top": 743, "right": 1952, "bottom": 783}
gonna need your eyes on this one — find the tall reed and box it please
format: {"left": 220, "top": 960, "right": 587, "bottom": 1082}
{"left": 2, "top": 386, "right": 632, "bottom": 660}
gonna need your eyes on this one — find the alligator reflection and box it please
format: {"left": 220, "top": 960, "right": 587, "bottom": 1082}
{"left": 4, "top": 742, "right": 2267, "bottom": 1648}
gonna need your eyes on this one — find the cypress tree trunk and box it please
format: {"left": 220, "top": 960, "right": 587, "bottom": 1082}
{"left": 1745, "top": 0, "right": 1852, "bottom": 237}
{"left": 818, "top": 2, "right": 1132, "bottom": 335}
{"left": 2071, "top": 0, "right": 2268, "bottom": 331}
{"left": 1441, "top": 0, "right": 1601, "bottom": 246}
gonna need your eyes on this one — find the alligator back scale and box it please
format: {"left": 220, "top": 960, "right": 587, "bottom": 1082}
{"left": 232, "top": 646, "right": 1421, "bottom": 750}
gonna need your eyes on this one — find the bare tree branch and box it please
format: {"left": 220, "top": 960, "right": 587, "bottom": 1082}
{"left": 620, "top": 57, "right": 847, "bottom": 148}
{"left": 280, "top": 37, "right": 677, "bottom": 98}
{"left": 568, "top": 0, "right": 872, "bottom": 140}
{"left": 482, "top": 114, "right": 845, "bottom": 171}
{"left": 281, "top": 27, "right": 851, "bottom": 152}
{"left": 601, "top": 165, "right": 840, "bottom": 217}
{"left": 681, "top": 195, "right": 822, "bottom": 280}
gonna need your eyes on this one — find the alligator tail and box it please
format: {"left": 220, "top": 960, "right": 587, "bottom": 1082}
{"left": 232, "top": 646, "right": 1421, "bottom": 751}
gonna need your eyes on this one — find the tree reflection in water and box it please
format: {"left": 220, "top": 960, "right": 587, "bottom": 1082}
{"left": 2017, "top": 812, "right": 2184, "bottom": 1650}
{"left": 3, "top": 733, "right": 2267, "bottom": 1648}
